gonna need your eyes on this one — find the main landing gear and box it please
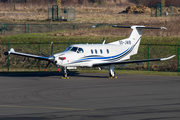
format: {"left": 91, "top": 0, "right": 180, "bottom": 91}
{"left": 109, "top": 65, "right": 117, "bottom": 79}
{"left": 61, "top": 65, "right": 117, "bottom": 79}
{"left": 62, "top": 67, "right": 70, "bottom": 79}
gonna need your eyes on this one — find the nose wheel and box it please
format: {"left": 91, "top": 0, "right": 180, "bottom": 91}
{"left": 62, "top": 67, "right": 70, "bottom": 79}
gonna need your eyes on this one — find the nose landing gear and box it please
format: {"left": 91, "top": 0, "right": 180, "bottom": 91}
{"left": 62, "top": 67, "right": 70, "bottom": 79}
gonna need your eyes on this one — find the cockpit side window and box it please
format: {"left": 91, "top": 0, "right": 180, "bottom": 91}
{"left": 77, "top": 48, "right": 84, "bottom": 53}
{"left": 70, "top": 47, "right": 78, "bottom": 52}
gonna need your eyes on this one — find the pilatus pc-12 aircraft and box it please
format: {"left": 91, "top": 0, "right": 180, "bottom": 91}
{"left": 4, "top": 25, "right": 175, "bottom": 79}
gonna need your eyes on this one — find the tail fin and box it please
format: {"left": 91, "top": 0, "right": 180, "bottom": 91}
{"left": 128, "top": 26, "right": 144, "bottom": 55}
{"left": 110, "top": 25, "right": 167, "bottom": 56}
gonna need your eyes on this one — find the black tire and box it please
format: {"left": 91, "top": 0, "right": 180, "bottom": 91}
{"left": 109, "top": 72, "right": 115, "bottom": 77}
{"left": 67, "top": 69, "right": 70, "bottom": 76}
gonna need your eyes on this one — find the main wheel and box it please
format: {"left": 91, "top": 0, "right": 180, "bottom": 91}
{"left": 109, "top": 72, "right": 116, "bottom": 78}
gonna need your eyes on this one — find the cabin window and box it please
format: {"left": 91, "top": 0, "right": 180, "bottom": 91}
{"left": 107, "top": 49, "right": 109, "bottom": 54}
{"left": 70, "top": 47, "right": 78, "bottom": 52}
{"left": 91, "top": 49, "right": 93, "bottom": 54}
{"left": 100, "top": 49, "right": 103, "bottom": 54}
{"left": 95, "top": 49, "right": 97, "bottom": 54}
{"left": 77, "top": 48, "right": 84, "bottom": 53}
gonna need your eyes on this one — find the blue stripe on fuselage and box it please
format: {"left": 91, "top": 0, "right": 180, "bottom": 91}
{"left": 73, "top": 47, "right": 130, "bottom": 62}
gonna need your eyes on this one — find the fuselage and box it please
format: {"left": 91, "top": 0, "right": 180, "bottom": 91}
{"left": 54, "top": 44, "right": 132, "bottom": 67}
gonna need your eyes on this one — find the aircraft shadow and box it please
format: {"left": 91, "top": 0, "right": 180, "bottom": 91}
{"left": 0, "top": 71, "right": 108, "bottom": 78}
{"left": 0, "top": 71, "right": 77, "bottom": 77}
{"left": 75, "top": 74, "right": 109, "bottom": 78}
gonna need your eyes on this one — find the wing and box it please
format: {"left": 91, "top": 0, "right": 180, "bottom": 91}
{"left": 92, "top": 55, "right": 176, "bottom": 67}
{"left": 4, "top": 48, "right": 54, "bottom": 61}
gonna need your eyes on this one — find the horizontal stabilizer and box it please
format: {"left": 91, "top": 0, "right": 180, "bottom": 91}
{"left": 112, "top": 25, "right": 131, "bottom": 28}
{"left": 113, "top": 25, "right": 167, "bottom": 30}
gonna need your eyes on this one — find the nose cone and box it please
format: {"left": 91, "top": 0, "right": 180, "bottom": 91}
{"left": 54, "top": 53, "right": 68, "bottom": 66}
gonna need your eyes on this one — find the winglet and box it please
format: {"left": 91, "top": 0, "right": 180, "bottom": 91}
{"left": 4, "top": 48, "right": 15, "bottom": 55}
{"left": 161, "top": 55, "right": 176, "bottom": 61}
{"left": 10, "top": 48, "right": 15, "bottom": 52}
{"left": 161, "top": 27, "right": 167, "bottom": 30}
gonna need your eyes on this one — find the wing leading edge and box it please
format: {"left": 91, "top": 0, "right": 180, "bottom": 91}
{"left": 4, "top": 48, "right": 53, "bottom": 61}
{"left": 92, "top": 55, "right": 176, "bottom": 67}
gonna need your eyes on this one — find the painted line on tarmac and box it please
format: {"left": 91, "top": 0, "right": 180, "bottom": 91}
{"left": 0, "top": 105, "right": 94, "bottom": 111}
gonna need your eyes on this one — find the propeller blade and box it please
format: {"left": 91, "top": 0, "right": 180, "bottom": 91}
{"left": 44, "top": 61, "right": 51, "bottom": 71}
{"left": 53, "top": 61, "right": 61, "bottom": 72}
{"left": 51, "top": 42, "right": 53, "bottom": 56}
{"left": 40, "top": 52, "right": 47, "bottom": 57}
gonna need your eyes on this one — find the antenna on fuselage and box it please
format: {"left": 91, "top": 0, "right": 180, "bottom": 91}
{"left": 102, "top": 40, "right": 106, "bottom": 44}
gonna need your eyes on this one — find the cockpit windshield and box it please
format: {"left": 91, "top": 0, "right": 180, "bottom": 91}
{"left": 64, "top": 46, "right": 84, "bottom": 53}
{"left": 70, "top": 47, "right": 78, "bottom": 52}
{"left": 64, "top": 46, "right": 72, "bottom": 52}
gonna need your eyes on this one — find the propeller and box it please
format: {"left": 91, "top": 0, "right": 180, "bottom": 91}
{"left": 41, "top": 42, "right": 60, "bottom": 72}
{"left": 40, "top": 52, "right": 47, "bottom": 57}
{"left": 44, "top": 61, "right": 50, "bottom": 71}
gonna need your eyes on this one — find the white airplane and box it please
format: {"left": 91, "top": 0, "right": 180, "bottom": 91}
{"left": 4, "top": 25, "right": 175, "bottom": 79}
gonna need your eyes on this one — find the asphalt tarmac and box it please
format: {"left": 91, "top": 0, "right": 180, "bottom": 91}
{"left": 0, "top": 72, "right": 180, "bottom": 120}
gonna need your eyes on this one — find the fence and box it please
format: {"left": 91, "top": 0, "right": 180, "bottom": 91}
{"left": 151, "top": 2, "right": 180, "bottom": 17}
{"left": 0, "top": 41, "right": 179, "bottom": 75}
{"left": 0, "top": 23, "right": 110, "bottom": 36}
{"left": 48, "top": 5, "right": 76, "bottom": 21}
{"left": 1, "top": 22, "right": 180, "bottom": 37}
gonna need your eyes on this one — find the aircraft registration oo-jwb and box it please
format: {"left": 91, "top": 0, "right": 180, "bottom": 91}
{"left": 4, "top": 25, "right": 175, "bottom": 79}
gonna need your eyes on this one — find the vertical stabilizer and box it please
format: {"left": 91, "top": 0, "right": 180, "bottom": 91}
{"left": 129, "top": 26, "right": 144, "bottom": 55}
{"left": 110, "top": 25, "right": 167, "bottom": 56}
